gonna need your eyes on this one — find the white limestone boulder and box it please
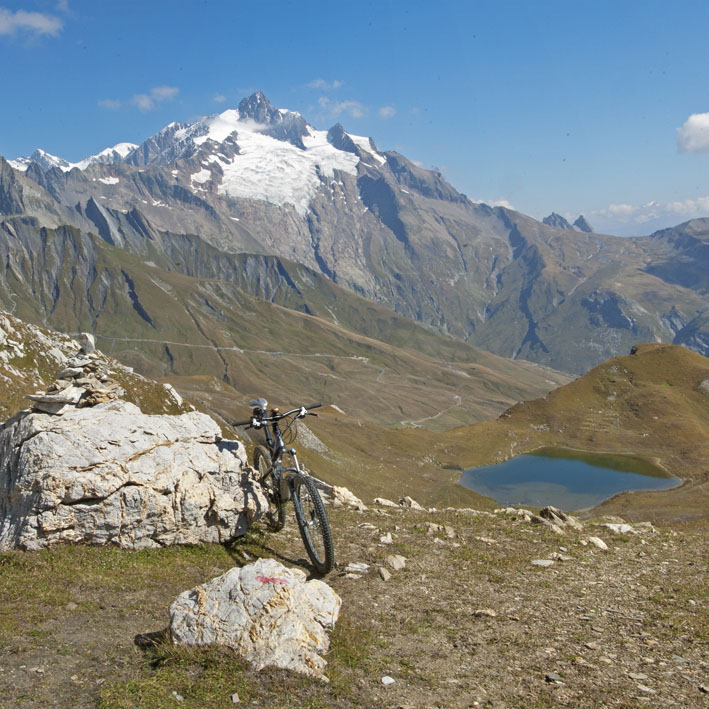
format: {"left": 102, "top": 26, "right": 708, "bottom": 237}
{"left": 330, "top": 485, "right": 367, "bottom": 510}
{"left": 0, "top": 400, "right": 266, "bottom": 550}
{"left": 170, "top": 558, "right": 341, "bottom": 679}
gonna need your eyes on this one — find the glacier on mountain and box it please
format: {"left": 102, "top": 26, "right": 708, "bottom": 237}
{"left": 215, "top": 121, "right": 360, "bottom": 215}
{"left": 162, "top": 108, "right": 363, "bottom": 214}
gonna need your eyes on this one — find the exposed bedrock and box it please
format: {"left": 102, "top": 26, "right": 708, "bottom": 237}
{"left": 0, "top": 400, "right": 266, "bottom": 550}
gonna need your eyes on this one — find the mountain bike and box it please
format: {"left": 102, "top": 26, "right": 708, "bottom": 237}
{"left": 233, "top": 399, "right": 335, "bottom": 575}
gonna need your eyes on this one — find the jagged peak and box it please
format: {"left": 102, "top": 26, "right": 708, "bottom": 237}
{"left": 573, "top": 215, "right": 594, "bottom": 233}
{"left": 542, "top": 212, "right": 573, "bottom": 230}
{"left": 237, "top": 91, "right": 280, "bottom": 124}
{"left": 326, "top": 123, "right": 358, "bottom": 154}
{"left": 28, "top": 149, "right": 73, "bottom": 171}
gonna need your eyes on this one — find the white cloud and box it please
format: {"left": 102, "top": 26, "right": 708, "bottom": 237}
{"left": 307, "top": 78, "right": 343, "bottom": 90}
{"left": 98, "top": 98, "right": 121, "bottom": 110}
{"left": 588, "top": 195, "right": 709, "bottom": 235}
{"left": 131, "top": 94, "right": 154, "bottom": 111}
{"left": 0, "top": 7, "right": 63, "bottom": 36}
{"left": 56, "top": 0, "right": 69, "bottom": 12}
{"left": 677, "top": 112, "right": 709, "bottom": 153}
{"left": 379, "top": 105, "right": 396, "bottom": 119}
{"left": 214, "top": 93, "right": 226, "bottom": 103}
{"left": 598, "top": 197, "right": 709, "bottom": 220}
{"left": 150, "top": 85, "right": 178, "bottom": 101}
{"left": 317, "top": 96, "right": 365, "bottom": 119}
{"left": 130, "top": 85, "right": 179, "bottom": 111}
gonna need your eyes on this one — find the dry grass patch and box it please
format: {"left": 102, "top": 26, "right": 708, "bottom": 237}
{"left": 0, "top": 504, "right": 707, "bottom": 708}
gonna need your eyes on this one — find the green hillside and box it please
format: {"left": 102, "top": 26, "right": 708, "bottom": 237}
{"left": 436, "top": 343, "right": 709, "bottom": 526}
{"left": 0, "top": 223, "right": 568, "bottom": 432}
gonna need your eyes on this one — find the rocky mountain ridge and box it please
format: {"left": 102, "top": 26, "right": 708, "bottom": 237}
{"left": 2, "top": 92, "right": 708, "bottom": 374}
{"left": 542, "top": 212, "right": 594, "bottom": 232}
{"left": 9, "top": 143, "right": 138, "bottom": 173}
{"left": 0, "top": 216, "right": 570, "bottom": 429}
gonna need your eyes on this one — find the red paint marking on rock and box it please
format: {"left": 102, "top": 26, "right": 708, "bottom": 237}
{"left": 256, "top": 575, "right": 289, "bottom": 585}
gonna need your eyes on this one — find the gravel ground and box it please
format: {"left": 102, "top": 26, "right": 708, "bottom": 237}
{"left": 0, "top": 501, "right": 707, "bottom": 708}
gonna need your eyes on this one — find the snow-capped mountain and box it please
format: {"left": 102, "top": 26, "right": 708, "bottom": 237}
{"left": 2, "top": 92, "right": 707, "bottom": 374}
{"left": 11, "top": 91, "right": 385, "bottom": 216}
{"left": 8, "top": 148, "right": 74, "bottom": 172}
{"left": 9, "top": 142, "right": 138, "bottom": 173}
{"left": 128, "top": 99, "right": 366, "bottom": 215}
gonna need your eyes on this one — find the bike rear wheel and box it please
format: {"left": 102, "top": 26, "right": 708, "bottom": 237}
{"left": 253, "top": 445, "right": 285, "bottom": 531}
{"left": 291, "top": 474, "right": 335, "bottom": 575}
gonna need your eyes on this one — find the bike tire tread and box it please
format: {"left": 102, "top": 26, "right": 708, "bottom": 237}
{"left": 292, "top": 474, "right": 335, "bottom": 575}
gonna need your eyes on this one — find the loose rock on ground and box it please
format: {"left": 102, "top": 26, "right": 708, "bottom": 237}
{"left": 170, "top": 559, "right": 341, "bottom": 679}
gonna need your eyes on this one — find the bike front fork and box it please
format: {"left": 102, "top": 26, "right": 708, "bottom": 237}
{"left": 279, "top": 474, "right": 292, "bottom": 501}
{"left": 277, "top": 452, "right": 300, "bottom": 502}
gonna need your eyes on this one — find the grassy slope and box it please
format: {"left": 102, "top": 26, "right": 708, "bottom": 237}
{"left": 434, "top": 343, "right": 709, "bottom": 526}
{"left": 1, "top": 229, "right": 568, "bottom": 432}
{"left": 0, "top": 227, "right": 572, "bottom": 502}
{"left": 3, "top": 242, "right": 707, "bottom": 524}
{"left": 0, "top": 225, "right": 570, "bottom": 513}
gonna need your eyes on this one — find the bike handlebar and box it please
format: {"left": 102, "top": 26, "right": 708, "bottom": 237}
{"left": 231, "top": 402, "right": 323, "bottom": 428}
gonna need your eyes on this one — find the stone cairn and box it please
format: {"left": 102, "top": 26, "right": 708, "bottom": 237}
{"left": 26, "top": 333, "right": 124, "bottom": 415}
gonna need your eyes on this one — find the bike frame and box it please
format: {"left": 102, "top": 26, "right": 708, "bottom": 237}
{"left": 234, "top": 401, "right": 320, "bottom": 499}
{"left": 256, "top": 408, "right": 305, "bottom": 501}
{"left": 260, "top": 412, "right": 301, "bottom": 471}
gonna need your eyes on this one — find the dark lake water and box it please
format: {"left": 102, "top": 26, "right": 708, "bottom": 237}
{"left": 459, "top": 447, "right": 680, "bottom": 511}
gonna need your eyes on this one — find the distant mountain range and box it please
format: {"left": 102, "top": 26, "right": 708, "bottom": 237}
{"left": 9, "top": 142, "right": 137, "bottom": 173}
{"left": 2, "top": 91, "right": 708, "bottom": 376}
{"left": 542, "top": 212, "right": 593, "bottom": 232}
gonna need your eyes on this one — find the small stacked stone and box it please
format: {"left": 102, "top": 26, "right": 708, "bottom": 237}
{"left": 26, "top": 333, "right": 125, "bottom": 415}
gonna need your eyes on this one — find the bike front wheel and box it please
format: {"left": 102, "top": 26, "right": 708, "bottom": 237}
{"left": 291, "top": 474, "right": 335, "bottom": 575}
{"left": 253, "top": 445, "right": 285, "bottom": 531}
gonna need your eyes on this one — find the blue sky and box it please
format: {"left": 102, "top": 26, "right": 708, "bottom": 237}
{"left": 2, "top": 0, "right": 709, "bottom": 236}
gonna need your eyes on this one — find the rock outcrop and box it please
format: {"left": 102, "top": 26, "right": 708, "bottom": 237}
{"left": 573, "top": 215, "right": 594, "bottom": 232}
{"left": 170, "top": 558, "right": 341, "bottom": 679}
{"left": 542, "top": 212, "right": 573, "bottom": 230}
{"left": 0, "top": 400, "right": 266, "bottom": 550}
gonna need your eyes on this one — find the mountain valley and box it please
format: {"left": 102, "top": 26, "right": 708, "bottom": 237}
{"left": 4, "top": 4, "right": 709, "bottom": 706}
{"left": 0, "top": 310, "right": 706, "bottom": 708}
{"left": 3, "top": 91, "right": 708, "bottom": 377}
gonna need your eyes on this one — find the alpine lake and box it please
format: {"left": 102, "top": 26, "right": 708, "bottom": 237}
{"left": 459, "top": 447, "right": 680, "bottom": 511}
